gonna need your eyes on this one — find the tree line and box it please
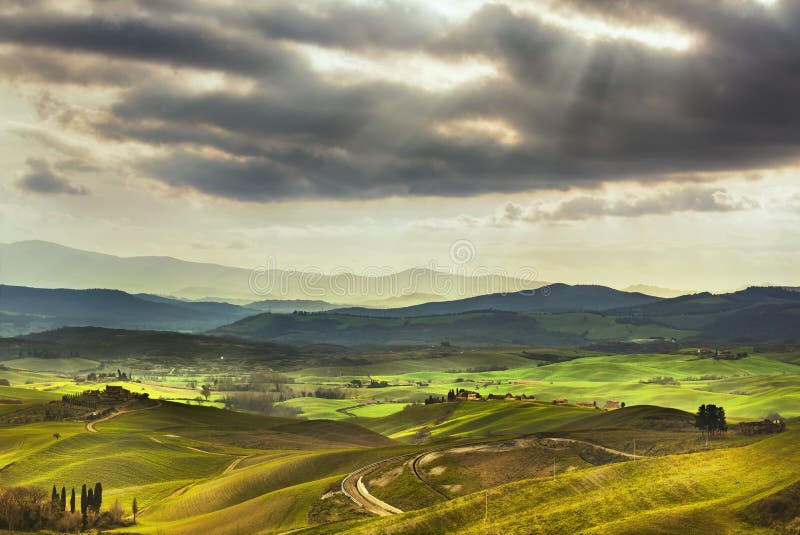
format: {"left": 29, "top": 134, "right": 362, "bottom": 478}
{"left": 0, "top": 481, "right": 138, "bottom": 532}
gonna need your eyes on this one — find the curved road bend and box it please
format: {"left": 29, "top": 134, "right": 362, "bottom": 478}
{"left": 343, "top": 437, "right": 645, "bottom": 516}
{"left": 341, "top": 453, "right": 416, "bottom": 516}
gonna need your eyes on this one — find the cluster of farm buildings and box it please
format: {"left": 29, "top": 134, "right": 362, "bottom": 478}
{"left": 454, "top": 390, "right": 622, "bottom": 410}
{"left": 738, "top": 418, "right": 786, "bottom": 436}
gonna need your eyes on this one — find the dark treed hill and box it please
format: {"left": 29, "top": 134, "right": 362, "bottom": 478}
{"left": 612, "top": 287, "right": 800, "bottom": 345}
{"left": 212, "top": 286, "right": 800, "bottom": 347}
{"left": 331, "top": 284, "right": 662, "bottom": 318}
{"left": 0, "top": 326, "right": 353, "bottom": 369}
{"left": 0, "top": 326, "right": 291, "bottom": 360}
{"left": 613, "top": 286, "right": 800, "bottom": 316}
{"left": 0, "top": 285, "right": 255, "bottom": 335}
{"left": 212, "top": 310, "right": 591, "bottom": 347}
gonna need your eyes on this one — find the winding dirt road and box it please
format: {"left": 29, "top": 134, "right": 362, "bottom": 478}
{"left": 341, "top": 453, "right": 416, "bottom": 516}
{"left": 343, "top": 436, "right": 644, "bottom": 516}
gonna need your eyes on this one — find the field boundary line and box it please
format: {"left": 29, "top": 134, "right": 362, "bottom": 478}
{"left": 85, "top": 400, "right": 162, "bottom": 433}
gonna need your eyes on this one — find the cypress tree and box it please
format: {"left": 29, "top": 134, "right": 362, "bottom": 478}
{"left": 81, "top": 484, "right": 88, "bottom": 515}
{"left": 70, "top": 487, "right": 76, "bottom": 513}
{"left": 94, "top": 482, "right": 103, "bottom": 512}
{"left": 61, "top": 486, "right": 66, "bottom": 511}
{"left": 132, "top": 497, "right": 138, "bottom": 524}
{"left": 52, "top": 485, "right": 58, "bottom": 508}
{"left": 87, "top": 488, "right": 94, "bottom": 511}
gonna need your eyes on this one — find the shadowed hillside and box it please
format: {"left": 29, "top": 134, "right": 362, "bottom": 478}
{"left": 333, "top": 283, "right": 662, "bottom": 317}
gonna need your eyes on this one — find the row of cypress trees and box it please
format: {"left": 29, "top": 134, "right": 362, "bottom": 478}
{"left": 51, "top": 482, "right": 102, "bottom": 520}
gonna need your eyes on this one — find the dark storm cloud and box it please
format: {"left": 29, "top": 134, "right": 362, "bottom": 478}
{"left": 247, "top": 2, "right": 444, "bottom": 50}
{"left": 0, "top": 12, "right": 301, "bottom": 78}
{"left": 15, "top": 158, "right": 89, "bottom": 195}
{"left": 137, "top": 151, "right": 408, "bottom": 201}
{"left": 0, "top": 48, "right": 153, "bottom": 86}
{"left": 3, "top": 1, "right": 800, "bottom": 201}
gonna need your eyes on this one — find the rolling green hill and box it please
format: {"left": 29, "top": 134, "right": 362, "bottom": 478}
{"left": 358, "top": 400, "right": 596, "bottom": 442}
{"left": 0, "top": 399, "right": 404, "bottom": 533}
{"left": 305, "top": 427, "right": 800, "bottom": 534}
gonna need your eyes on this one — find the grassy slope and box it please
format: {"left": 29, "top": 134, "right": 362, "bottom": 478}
{"left": 0, "top": 401, "right": 398, "bottom": 529}
{"left": 129, "top": 402, "right": 613, "bottom": 534}
{"left": 307, "top": 428, "right": 800, "bottom": 534}
{"left": 134, "top": 445, "right": 419, "bottom": 534}
{"left": 359, "top": 400, "right": 596, "bottom": 442}
{"left": 0, "top": 419, "right": 234, "bottom": 509}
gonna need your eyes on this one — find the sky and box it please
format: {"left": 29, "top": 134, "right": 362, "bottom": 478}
{"left": 1, "top": 0, "right": 799, "bottom": 293}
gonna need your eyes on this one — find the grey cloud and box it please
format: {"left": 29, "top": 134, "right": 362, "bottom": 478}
{"left": 3, "top": 2, "right": 800, "bottom": 202}
{"left": 532, "top": 187, "right": 759, "bottom": 221}
{"left": 54, "top": 158, "right": 102, "bottom": 173}
{"left": 503, "top": 202, "right": 524, "bottom": 222}
{"left": 0, "top": 48, "right": 155, "bottom": 86}
{"left": 0, "top": 12, "right": 303, "bottom": 78}
{"left": 248, "top": 2, "right": 444, "bottom": 50}
{"left": 16, "top": 158, "right": 90, "bottom": 195}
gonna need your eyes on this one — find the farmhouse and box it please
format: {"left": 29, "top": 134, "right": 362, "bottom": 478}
{"left": 577, "top": 401, "right": 597, "bottom": 409}
{"left": 739, "top": 418, "right": 786, "bottom": 436}
{"left": 552, "top": 398, "right": 569, "bottom": 405}
{"left": 456, "top": 390, "right": 482, "bottom": 401}
{"left": 101, "top": 385, "right": 132, "bottom": 401}
{"left": 603, "top": 400, "right": 622, "bottom": 410}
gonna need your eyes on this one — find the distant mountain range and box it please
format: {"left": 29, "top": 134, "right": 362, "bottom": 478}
{"left": 621, "top": 284, "right": 691, "bottom": 298}
{"left": 0, "top": 240, "right": 546, "bottom": 304}
{"left": 212, "top": 286, "right": 800, "bottom": 347}
{"left": 0, "top": 285, "right": 257, "bottom": 335}
{"left": 0, "top": 284, "right": 800, "bottom": 351}
{"left": 3, "top": 283, "right": 800, "bottom": 346}
{"left": 0, "top": 285, "right": 361, "bottom": 336}
{"left": 0, "top": 282, "right": 663, "bottom": 337}
{"left": 331, "top": 284, "right": 661, "bottom": 317}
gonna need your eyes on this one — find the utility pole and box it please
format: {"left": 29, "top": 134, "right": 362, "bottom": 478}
{"left": 553, "top": 458, "right": 556, "bottom": 481}
{"left": 484, "top": 491, "right": 488, "bottom": 525}
{"left": 633, "top": 438, "right": 636, "bottom": 460}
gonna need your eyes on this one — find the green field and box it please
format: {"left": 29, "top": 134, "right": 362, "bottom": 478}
{"left": 7, "top": 348, "right": 798, "bottom": 420}
{"left": 0, "top": 346, "right": 797, "bottom": 533}
{"left": 306, "top": 427, "right": 800, "bottom": 534}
